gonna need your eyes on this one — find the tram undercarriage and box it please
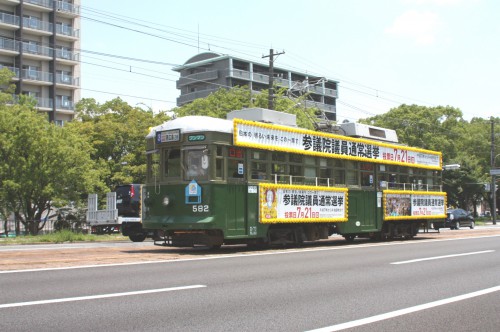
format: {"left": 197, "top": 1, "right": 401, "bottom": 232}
{"left": 152, "top": 221, "right": 424, "bottom": 249}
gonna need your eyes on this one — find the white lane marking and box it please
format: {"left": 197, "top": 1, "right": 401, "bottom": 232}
{"left": 0, "top": 285, "right": 206, "bottom": 309}
{"left": 2, "top": 234, "right": 500, "bottom": 274}
{"left": 391, "top": 250, "right": 495, "bottom": 265}
{"left": 306, "top": 285, "right": 500, "bottom": 332}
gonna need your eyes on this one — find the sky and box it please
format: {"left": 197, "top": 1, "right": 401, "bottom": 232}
{"left": 80, "top": 0, "right": 499, "bottom": 123}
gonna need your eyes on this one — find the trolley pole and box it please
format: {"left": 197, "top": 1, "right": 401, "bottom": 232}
{"left": 263, "top": 49, "right": 285, "bottom": 110}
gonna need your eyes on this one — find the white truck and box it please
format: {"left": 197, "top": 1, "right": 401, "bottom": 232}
{"left": 86, "top": 184, "right": 152, "bottom": 242}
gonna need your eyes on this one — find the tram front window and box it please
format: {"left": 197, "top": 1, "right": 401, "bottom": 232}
{"left": 164, "top": 149, "right": 180, "bottom": 178}
{"left": 184, "top": 149, "right": 209, "bottom": 180}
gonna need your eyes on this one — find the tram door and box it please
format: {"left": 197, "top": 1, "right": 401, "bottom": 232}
{"left": 225, "top": 184, "right": 248, "bottom": 236}
{"left": 346, "top": 191, "right": 379, "bottom": 232}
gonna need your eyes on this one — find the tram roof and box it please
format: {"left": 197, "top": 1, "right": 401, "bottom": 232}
{"left": 147, "top": 116, "right": 233, "bottom": 138}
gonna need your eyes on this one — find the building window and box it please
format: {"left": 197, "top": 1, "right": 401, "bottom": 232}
{"left": 57, "top": 70, "right": 72, "bottom": 84}
{"left": 58, "top": 95, "right": 72, "bottom": 109}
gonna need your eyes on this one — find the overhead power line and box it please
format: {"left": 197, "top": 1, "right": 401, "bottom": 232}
{"left": 78, "top": 5, "right": 447, "bottom": 119}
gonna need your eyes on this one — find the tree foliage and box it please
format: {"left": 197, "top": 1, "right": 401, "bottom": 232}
{"left": 71, "top": 97, "right": 170, "bottom": 192}
{"left": 362, "top": 104, "right": 498, "bottom": 214}
{"left": 0, "top": 103, "right": 101, "bottom": 235}
{"left": 172, "top": 86, "right": 317, "bottom": 129}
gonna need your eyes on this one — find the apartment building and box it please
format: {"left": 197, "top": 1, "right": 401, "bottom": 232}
{"left": 0, "top": 0, "right": 80, "bottom": 125}
{"left": 173, "top": 52, "right": 339, "bottom": 121}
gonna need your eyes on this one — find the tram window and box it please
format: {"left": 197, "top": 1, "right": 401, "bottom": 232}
{"left": 251, "top": 150, "right": 267, "bottom": 180}
{"left": 346, "top": 161, "right": 359, "bottom": 186}
{"left": 252, "top": 150, "right": 267, "bottom": 160}
{"left": 305, "top": 156, "right": 315, "bottom": 165}
{"left": 290, "top": 165, "right": 303, "bottom": 183}
{"left": 319, "top": 158, "right": 333, "bottom": 183}
{"left": 388, "top": 173, "right": 397, "bottom": 183}
{"left": 360, "top": 163, "right": 374, "bottom": 187}
{"left": 304, "top": 156, "right": 316, "bottom": 184}
{"left": 272, "top": 163, "right": 287, "bottom": 183}
{"left": 272, "top": 152, "right": 286, "bottom": 162}
{"left": 289, "top": 153, "right": 303, "bottom": 184}
{"left": 147, "top": 152, "right": 160, "bottom": 181}
{"left": 229, "top": 159, "right": 244, "bottom": 178}
{"left": 334, "top": 168, "right": 345, "bottom": 185}
{"left": 251, "top": 161, "right": 267, "bottom": 180}
{"left": 216, "top": 146, "right": 223, "bottom": 157}
{"left": 361, "top": 172, "right": 374, "bottom": 187}
{"left": 426, "top": 170, "right": 436, "bottom": 189}
{"left": 387, "top": 165, "right": 398, "bottom": 173}
{"left": 304, "top": 166, "right": 316, "bottom": 180}
{"left": 289, "top": 154, "right": 303, "bottom": 163}
{"left": 400, "top": 173, "right": 409, "bottom": 187}
{"left": 184, "top": 149, "right": 209, "bottom": 180}
{"left": 216, "top": 158, "right": 224, "bottom": 178}
{"left": 164, "top": 149, "right": 180, "bottom": 178}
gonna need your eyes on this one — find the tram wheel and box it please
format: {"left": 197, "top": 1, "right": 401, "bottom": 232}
{"left": 343, "top": 234, "right": 356, "bottom": 242}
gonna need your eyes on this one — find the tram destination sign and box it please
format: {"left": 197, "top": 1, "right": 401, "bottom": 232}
{"left": 234, "top": 119, "right": 442, "bottom": 170}
{"left": 156, "top": 129, "right": 180, "bottom": 143}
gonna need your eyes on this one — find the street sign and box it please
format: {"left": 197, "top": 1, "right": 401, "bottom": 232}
{"left": 490, "top": 169, "right": 500, "bottom": 176}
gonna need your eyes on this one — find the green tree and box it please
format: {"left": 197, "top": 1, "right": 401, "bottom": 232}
{"left": 362, "top": 104, "right": 464, "bottom": 155}
{"left": 362, "top": 104, "right": 494, "bottom": 214}
{"left": 0, "top": 104, "right": 102, "bottom": 235}
{"left": 72, "top": 97, "right": 170, "bottom": 191}
{"left": 173, "top": 86, "right": 317, "bottom": 129}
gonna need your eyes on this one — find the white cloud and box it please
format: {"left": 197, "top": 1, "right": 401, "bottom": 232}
{"left": 385, "top": 10, "right": 442, "bottom": 45}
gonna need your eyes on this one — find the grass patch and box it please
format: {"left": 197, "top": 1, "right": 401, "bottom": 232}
{"left": 0, "top": 230, "right": 128, "bottom": 244}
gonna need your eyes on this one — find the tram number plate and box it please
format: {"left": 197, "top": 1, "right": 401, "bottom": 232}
{"left": 192, "top": 205, "right": 209, "bottom": 213}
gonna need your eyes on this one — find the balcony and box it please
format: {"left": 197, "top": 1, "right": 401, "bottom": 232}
{"left": 22, "top": 17, "right": 52, "bottom": 36}
{"left": 229, "top": 68, "right": 251, "bottom": 81}
{"left": 56, "top": 98, "right": 74, "bottom": 111}
{"left": 55, "top": 48, "right": 79, "bottom": 64}
{"left": 0, "top": 65, "right": 20, "bottom": 78}
{"left": 0, "top": 37, "right": 20, "bottom": 55}
{"left": 24, "top": 0, "right": 54, "bottom": 11}
{"left": 22, "top": 42, "right": 54, "bottom": 59}
{"left": 0, "top": 12, "right": 20, "bottom": 29}
{"left": 21, "top": 68, "right": 53, "bottom": 85}
{"left": 177, "top": 70, "right": 218, "bottom": 88}
{"left": 274, "top": 77, "right": 290, "bottom": 89}
{"left": 56, "top": 73, "right": 79, "bottom": 88}
{"left": 304, "top": 100, "right": 336, "bottom": 114}
{"left": 252, "top": 72, "right": 269, "bottom": 84}
{"left": 56, "top": 1, "right": 80, "bottom": 18}
{"left": 10, "top": 94, "right": 75, "bottom": 112}
{"left": 177, "top": 88, "right": 219, "bottom": 105}
{"left": 55, "top": 25, "right": 79, "bottom": 41}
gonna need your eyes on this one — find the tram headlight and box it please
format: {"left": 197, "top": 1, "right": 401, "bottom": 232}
{"left": 162, "top": 196, "right": 171, "bottom": 206}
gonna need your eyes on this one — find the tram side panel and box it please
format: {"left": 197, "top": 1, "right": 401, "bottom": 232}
{"left": 336, "top": 190, "right": 381, "bottom": 236}
{"left": 143, "top": 182, "right": 264, "bottom": 246}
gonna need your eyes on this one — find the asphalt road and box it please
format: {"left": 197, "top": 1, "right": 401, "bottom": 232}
{"left": 1, "top": 233, "right": 499, "bottom": 331}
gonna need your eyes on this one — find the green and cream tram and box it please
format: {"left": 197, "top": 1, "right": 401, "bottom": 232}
{"left": 142, "top": 108, "right": 446, "bottom": 248}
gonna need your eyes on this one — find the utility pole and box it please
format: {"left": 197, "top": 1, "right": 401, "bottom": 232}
{"left": 491, "top": 117, "right": 497, "bottom": 225}
{"left": 263, "top": 49, "right": 285, "bottom": 110}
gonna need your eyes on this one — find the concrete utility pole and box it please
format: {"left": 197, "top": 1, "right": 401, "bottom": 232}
{"left": 491, "top": 118, "right": 497, "bottom": 225}
{"left": 263, "top": 49, "right": 285, "bottom": 110}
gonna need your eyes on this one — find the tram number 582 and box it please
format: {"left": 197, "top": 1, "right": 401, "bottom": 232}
{"left": 192, "top": 205, "right": 209, "bottom": 213}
